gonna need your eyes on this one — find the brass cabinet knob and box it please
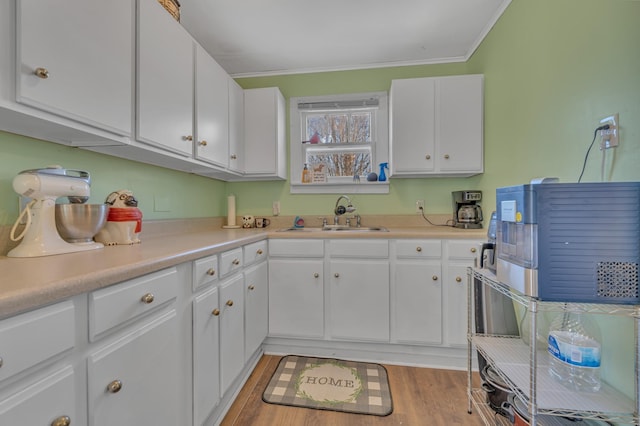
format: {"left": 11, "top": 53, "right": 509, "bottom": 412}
{"left": 34, "top": 67, "right": 49, "bottom": 79}
{"left": 140, "top": 293, "right": 154, "bottom": 304}
{"left": 226, "top": 300, "right": 234, "bottom": 307}
{"left": 182, "top": 135, "right": 193, "bottom": 141}
{"left": 444, "top": 154, "right": 450, "bottom": 159}
{"left": 248, "top": 285, "right": 255, "bottom": 290}
{"left": 256, "top": 249, "right": 263, "bottom": 255}
{"left": 232, "top": 259, "right": 240, "bottom": 266}
{"left": 230, "top": 154, "right": 237, "bottom": 160}
{"left": 206, "top": 268, "right": 215, "bottom": 276}
{"left": 0, "top": 357, "right": 3, "bottom": 368}
{"left": 107, "top": 379, "right": 122, "bottom": 393}
{"left": 51, "top": 416, "right": 71, "bottom": 426}
{"left": 470, "top": 247, "right": 477, "bottom": 253}
{"left": 416, "top": 246, "right": 422, "bottom": 252}
{"left": 456, "top": 276, "right": 462, "bottom": 283}
{"left": 425, "top": 154, "right": 431, "bottom": 160}
{"left": 198, "top": 140, "right": 207, "bottom": 146}
{"left": 313, "top": 273, "right": 319, "bottom": 278}
{"left": 334, "top": 273, "right": 340, "bottom": 278}
{"left": 212, "top": 308, "right": 220, "bottom": 316}
{"left": 432, "top": 275, "right": 439, "bottom": 281}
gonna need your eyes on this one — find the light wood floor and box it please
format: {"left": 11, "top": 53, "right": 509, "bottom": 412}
{"left": 221, "top": 355, "right": 487, "bottom": 425}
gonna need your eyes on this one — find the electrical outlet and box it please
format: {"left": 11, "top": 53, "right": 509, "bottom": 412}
{"left": 415, "top": 200, "right": 425, "bottom": 214}
{"left": 599, "top": 113, "right": 619, "bottom": 149}
{"left": 272, "top": 201, "right": 281, "bottom": 216}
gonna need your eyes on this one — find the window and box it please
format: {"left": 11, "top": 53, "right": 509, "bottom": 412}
{"left": 290, "top": 92, "right": 389, "bottom": 194}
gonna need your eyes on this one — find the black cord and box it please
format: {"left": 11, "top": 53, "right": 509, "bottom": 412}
{"left": 419, "top": 206, "right": 455, "bottom": 227}
{"left": 577, "top": 124, "right": 610, "bottom": 183}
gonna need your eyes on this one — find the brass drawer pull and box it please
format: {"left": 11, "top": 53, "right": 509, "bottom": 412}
{"left": 334, "top": 273, "right": 340, "bottom": 278}
{"left": 198, "top": 140, "right": 207, "bottom": 146}
{"left": 470, "top": 247, "right": 477, "bottom": 253}
{"left": 232, "top": 259, "right": 240, "bottom": 266}
{"left": 248, "top": 285, "right": 255, "bottom": 290}
{"left": 416, "top": 246, "right": 422, "bottom": 252}
{"left": 34, "top": 67, "right": 49, "bottom": 79}
{"left": 230, "top": 154, "right": 237, "bottom": 160}
{"left": 212, "top": 308, "right": 220, "bottom": 316}
{"left": 182, "top": 135, "right": 193, "bottom": 141}
{"left": 107, "top": 379, "right": 122, "bottom": 393}
{"left": 425, "top": 154, "right": 431, "bottom": 160}
{"left": 51, "top": 415, "right": 71, "bottom": 426}
{"left": 456, "top": 276, "right": 462, "bottom": 283}
{"left": 141, "top": 293, "right": 154, "bottom": 304}
{"left": 432, "top": 275, "right": 439, "bottom": 281}
{"left": 226, "top": 300, "right": 234, "bottom": 307}
{"left": 444, "top": 154, "right": 450, "bottom": 159}
{"left": 313, "top": 273, "right": 319, "bottom": 278}
{"left": 206, "top": 268, "right": 216, "bottom": 276}
{"left": 256, "top": 249, "right": 263, "bottom": 255}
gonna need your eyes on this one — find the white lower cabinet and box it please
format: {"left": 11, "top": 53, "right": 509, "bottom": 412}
{"left": 193, "top": 285, "right": 221, "bottom": 426}
{"left": 268, "top": 239, "right": 325, "bottom": 338}
{"left": 244, "top": 261, "right": 268, "bottom": 362}
{"left": 219, "top": 273, "right": 245, "bottom": 396}
{"left": 443, "top": 240, "right": 481, "bottom": 346}
{"left": 0, "top": 366, "right": 76, "bottom": 425}
{"left": 88, "top": 310, "right": 180, "bottom": 426}
{"left": 392, "top": 240, "right": 443, "bottom": 345}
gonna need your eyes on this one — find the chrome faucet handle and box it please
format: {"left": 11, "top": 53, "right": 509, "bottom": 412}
{"left": 345, "top": 217, "right": 351, "bottom": 227}
{"left": 317, "top": 217, "right": 328, "bottom": 227}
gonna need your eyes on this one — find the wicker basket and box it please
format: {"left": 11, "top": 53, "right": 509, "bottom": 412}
{"left": 157, "top": 0, "right": 180, "bottom": 22}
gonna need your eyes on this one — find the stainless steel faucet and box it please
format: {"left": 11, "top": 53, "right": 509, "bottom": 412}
{"left": 334, "top": 195, "right": 356, "bottom": 225}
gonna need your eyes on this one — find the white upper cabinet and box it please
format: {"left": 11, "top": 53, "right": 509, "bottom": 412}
{"left": 242, "top": 87, "right": 286, "bottom": 180}
{"left": 137, "top": 0, "right": 194, "bottom": 157}
{"left": 228, "top": 78, "right": 245, "bottom": 173}
{"left": 16, "top": 0, "right": 133, "bottom": 136}
{"left": 194, "top": 45, "right": 229, "bottom": 168}
{"left": 390, "top": 74, "right": 484, "bottom": 177}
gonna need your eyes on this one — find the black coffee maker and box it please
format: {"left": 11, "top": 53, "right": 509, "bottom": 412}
{"left": 452, "top": 190, "right": 483, "bottom": 229}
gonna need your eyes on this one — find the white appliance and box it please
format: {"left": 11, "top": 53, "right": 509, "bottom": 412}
{"left": 8, "top": 166, "right": 104, "bottom": 257}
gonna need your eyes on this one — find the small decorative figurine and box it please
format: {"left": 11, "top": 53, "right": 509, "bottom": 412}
{"left": 94, "top": 189, "right": 143, "bottom": 245}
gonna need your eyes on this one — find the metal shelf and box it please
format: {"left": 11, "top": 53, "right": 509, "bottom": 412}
{"left": 468, "top": 267, "right": 640, "bottom": 426}
{"left": 470, "top": 388, "right": 512, "bottom": 426}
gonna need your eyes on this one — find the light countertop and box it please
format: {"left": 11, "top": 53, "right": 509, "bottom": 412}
{"left": 0, "top": 216, "right": 486, "bottom": 319}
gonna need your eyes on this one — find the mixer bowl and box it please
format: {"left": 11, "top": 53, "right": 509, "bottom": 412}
{"left": 55, "top": 204, "right": 110, "bottom": 243}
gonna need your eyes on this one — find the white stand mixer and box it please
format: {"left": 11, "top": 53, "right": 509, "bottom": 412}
{"left": 8, "top": 167, "right": 104, "bottom": 257}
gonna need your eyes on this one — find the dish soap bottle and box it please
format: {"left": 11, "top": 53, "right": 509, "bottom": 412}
{"left": 301, "top": 163, "right": 312, "bottom": 184}
{"left": 547, "top": 311, "right": 602, "bottom": 392}
{"left": 378, "top": 163, "right": 388, "bottom": 182}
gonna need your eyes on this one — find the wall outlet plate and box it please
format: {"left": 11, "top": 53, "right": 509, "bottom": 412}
{"left": 415, "top": 200, "right": 425, "bottom": 214}
{"left": 599, "top": 113, "right": 619, "bottom": 149}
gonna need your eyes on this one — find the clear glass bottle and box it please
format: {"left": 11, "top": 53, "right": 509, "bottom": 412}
{"left": 547, "top": 311, "right": 602, "bottom": 392}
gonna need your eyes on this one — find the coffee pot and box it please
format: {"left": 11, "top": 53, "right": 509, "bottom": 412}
{"left": 452, "top": 190, "right": 483, "bottom": 229}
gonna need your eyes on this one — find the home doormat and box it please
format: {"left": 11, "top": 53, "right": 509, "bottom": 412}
{"left": 262, "top": 355, "right": 393, "bottom": 416}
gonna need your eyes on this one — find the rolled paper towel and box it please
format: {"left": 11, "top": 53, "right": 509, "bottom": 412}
{"left": 227, "top": 195, "right": 236, "bottom": 226}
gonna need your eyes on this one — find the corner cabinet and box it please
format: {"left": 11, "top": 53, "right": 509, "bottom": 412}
{"left": 241, "top": 87, "right": 287, "bottom": 180}
{"left": 468, "top": 268, "right": 640, "bottom": 426}
{"left": 390, "top": 74, "right": 484, "bottom": 177}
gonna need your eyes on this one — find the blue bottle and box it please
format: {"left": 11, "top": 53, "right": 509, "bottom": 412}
{"left": 378, "top": 163, "right": 388, "bottom": 182}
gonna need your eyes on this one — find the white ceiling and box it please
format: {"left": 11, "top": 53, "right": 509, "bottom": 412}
{"left": 179, "top": 0, "right": 512, "bottom": 77}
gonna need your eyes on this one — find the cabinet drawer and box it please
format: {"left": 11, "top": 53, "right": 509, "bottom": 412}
{"left": 447, "top": 240, "right": 481, "bottom": 259}
{"left": 329, "top": 239, "right": 388, "bottom": 258}
{"left": 193, "top": 255, "right": 218, "bottom": 291}
{"left": 269, "top": 239, "right": 324, "bottom": 257}
{"left": 0, "top": 300, "right": 74, "bottom": 383}
{"left": 219, "top": 247, "right": 243, "bottom": 277}
{"left": 396, "top": 240, "right": 441, "bottom": 258}
{"left": 244, "top": 240, "right": 268, "bottom": 266}
{"left": 89, "top": 267, "right": 178, "bottom": 340}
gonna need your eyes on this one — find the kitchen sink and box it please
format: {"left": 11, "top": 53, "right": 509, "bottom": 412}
{"left": 277, "top": 226, "right": 388, "bottom": 232}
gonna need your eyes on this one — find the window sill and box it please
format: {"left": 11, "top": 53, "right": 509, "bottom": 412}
{"left": 290, "top": 181, "right": 389, "bottom": 194}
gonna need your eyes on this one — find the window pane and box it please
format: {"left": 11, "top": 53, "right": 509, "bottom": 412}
{"left": 349, "top": 112, "right": 371, "bottom": 143}
{"left": 305, "top": 111, "right": 371, "bottom": 144}
{"left": 307, "top": 151, "right": 371, "bottom": 177}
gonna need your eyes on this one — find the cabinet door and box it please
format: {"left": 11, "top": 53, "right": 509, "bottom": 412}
{"left": 268, "top": 259, "right": 324, "bottom": 338}
{"left": 244, "top": 87, "right": 286, "bottom": 178}
{"left": 227, "top": 78, "right": 244, "bottom": 173}
{"left": 0, "top": 366, "right": 76, "bottom": 426}
{"left": 194, "top": 45, "right": 229, "bottom": 167}
{"left": 219, "top": 274, "right": 244, "bottom": 396}
{"left": 244, "top": 262, "right": 268, "bottom": 362}
{"left": 16, "top": 0, "right": 133, "bottom": 135}
{"left": 390, "top": 77, "right": 436, "bottom": 174}
{"left": 393, "top": 262, "right": 442, "bottom": 345}
{"left": 436, "top": 75, "right": 483, "bottom": 173}
{"left": 329, "top": 260, "right": 389, "bottom": 342}
{"left": 88, "top": 310, "right": 180, "bottom": 426}
{"left": 137, "top": 0, "right": 193, "bottom": 156}
{"left": 193, "top": 285, "right": 220, "bottom": 425}
{"left": 443, "top": 264, "right": 470, "bottom": 347}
